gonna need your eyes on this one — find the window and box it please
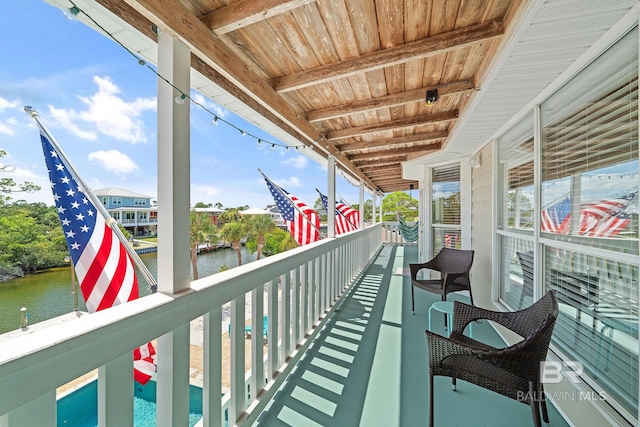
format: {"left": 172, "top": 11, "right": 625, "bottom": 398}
{"left": 102, "top": 197, "right": 107, "bottom": 206}
{"left": 432, "top": 165, "right": 460, "bottom": 253}
{"left": 112, "top": 197, "right": 122, "bottom": 206}
{"left": 540, "top": 28, "right": 638, "bottom": 418}
{"left": 134, "top": 198, "right": 147, "bottom": 206}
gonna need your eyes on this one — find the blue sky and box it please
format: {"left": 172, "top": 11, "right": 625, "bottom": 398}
{"left": 0, "top": 0, "right": 366, "bottom": 210}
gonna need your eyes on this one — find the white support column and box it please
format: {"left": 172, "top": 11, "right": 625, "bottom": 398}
{"left": 155, "top": 30, "right": 192, "bottom": 427}
{"left": 98, "top": 353, "right": 134, "bottom": 427}
{"left": 372, "top": 193, "right": 377, "bottom": 225}
{"left": 0, "top": 391, "right": 55, "bottom": 427}
{"left": 461, "top": 160, "right": 472, "bottom": 250}
{"left": 327, "top": 156, "right": 336, "bottom": 238}
{"left": 359, "top": 182, "right": 365, "bottom": 229}
{"left": 156, "top": 30, "right": 191, "bottom": 295}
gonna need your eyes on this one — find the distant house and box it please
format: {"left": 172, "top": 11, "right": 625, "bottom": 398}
{"left": 93, "top": 187, "right": 157, "bottom": 237}
{"left": 265, "top": 204, "right": 286, "bottom": 228}
{"left": 193, "top": 207, "right": 225, "bottom": 226}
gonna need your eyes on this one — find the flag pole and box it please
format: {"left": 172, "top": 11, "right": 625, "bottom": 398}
{"left": 24, "top": 106, "right": 158, "bottom": 291}
{"left": 317, "top": 189, "right": 358, "bottom": 230}
{"left": 258, "top": 169, "right": 325, "bottom": 239}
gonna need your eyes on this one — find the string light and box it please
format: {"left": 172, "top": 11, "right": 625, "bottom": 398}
{"left": 257, "top": 139, "right": 262, "bottom": 146}
{"left": 64, "top": 1, "right": 309, "bottom": 152}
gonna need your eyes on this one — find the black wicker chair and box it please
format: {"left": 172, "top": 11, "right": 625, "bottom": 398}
{"left": 425, "top": 290, "right": 558, "bottom": 427}
{"left": 409, "top": 248, "right": 475, "bottom": 314}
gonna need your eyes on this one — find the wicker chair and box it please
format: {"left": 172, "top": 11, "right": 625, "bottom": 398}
{"left": 409, "top": 248, "right": 475, "bottom": 314}
{"left": 425, "top": 290, "right": 558, "bottom": 427}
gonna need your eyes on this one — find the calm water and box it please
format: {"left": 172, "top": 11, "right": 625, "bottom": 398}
{"left": 0, "top": 247, "right": 256, "bottom": 335}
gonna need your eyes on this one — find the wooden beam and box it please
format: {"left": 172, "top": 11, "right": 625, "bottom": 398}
{"left": 200, "top": 0, "right": 316, "bottom": 35}
{"left": 340, "top": 132, "right": 446, "bottom": 153}
{"left": 365, "top": 169, "right": 402, "bottom": 179}
{"left": 348, "top": 144, "right": 441, "bottom": 161}
{"left": 360, "top": 163, "right": 401, "bottom": 172}
{"left": 122, "top": 0, "right": 378, "bottom": 191}
{"left": 378, "top": 182, "right": 418, "bottom": 192}
{"left": 354, "top": 156, "right": 407, "bottom": 167}
{"left": 273, "top": 19, "right": 504, "bottom": 92}
{"left": 306, "top": 80, "right": 473, "bottom": 123}
{"left": 327, "top": 110, "right": 458, "bottom": 140}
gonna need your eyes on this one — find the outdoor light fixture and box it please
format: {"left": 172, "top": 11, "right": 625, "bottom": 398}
{"left": 211, "top": 116, "right": 219, "bottom": 126}
{"left": 425, "top": 89, "right": 439, "bottom": 106}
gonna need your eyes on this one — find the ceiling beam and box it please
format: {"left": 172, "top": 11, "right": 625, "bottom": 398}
{"left": 360, "top": 163, "right": 401, "bottom": 172}
{"left": 340, "top": 131, "right": 447, "bottom": 153}
{"left": 365, "top": 170, "right": 402, "bottom": 179}
{"left": 273, "top": 19, "right": 504, "bottom": 92}
{"left": 326, "top": 110, "right": 458, "bottom": 140}
{"left": 200, "top": 0, "right": 316, "bottom": 35}
{"left": 379, "top": 183, "right": 418, "bottom": 192}
{"left": 348, "top": 144, "right": 441, "bottom": 161}
{"left": 122, "top": 0, "right": 378, "bottom": 190}
{"left": 354, "top": 156, "right": 407, "bottom": 167}
{"left": 306, "top": 80, "right": 473, "bottom": 123}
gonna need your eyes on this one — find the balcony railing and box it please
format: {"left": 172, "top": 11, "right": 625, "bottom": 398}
{"left": 0, "top": 224, "right": 383, "bottom": 426}
{"left": 381, "top": 221, "right": 418, "bottom": 245}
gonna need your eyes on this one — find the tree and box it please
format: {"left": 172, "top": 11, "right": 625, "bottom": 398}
{"left": 220, "top": 220, "right": 247, "bottom": 267}
{"left": 0, "top": 149, "right": 40, "bottom": 205}
{"left": 382, "top": 191, "right": 418, "bottom": 221}
{"left": 190, "top": 210, "right": 218, "bottom": 280}
{"left": 245, "top": 214, "right": 276, "bottom": 260}
{"left": 262, "top": 228, "right": 298, "bottom": 256}
{"left": 214, "top": 202, "right": 223, "bottom": 209}
{"left": 194, "top": 201, "right": 212, "bottom": 208}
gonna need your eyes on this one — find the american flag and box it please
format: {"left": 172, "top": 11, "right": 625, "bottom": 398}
{"left": 263, "top": 175, "right": 320, "bottom": 246}
{"left": 318, "top": 192, "right": 357, "bottom": 235}
{"left": 39, "top": 130, "right": 156, "bottom": 384}
{"left": 580, "top": 191, "right": 637, "bottom": 237}
{"left": 541, "top": 194, "right": 572, "bottom": 234}
{"left": 340, "top": 198, "right": 361, "bottom": 229}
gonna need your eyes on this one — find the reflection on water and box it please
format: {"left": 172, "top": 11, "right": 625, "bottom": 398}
{"left": 0, "top": 247, "right": 256, "bottom": 335}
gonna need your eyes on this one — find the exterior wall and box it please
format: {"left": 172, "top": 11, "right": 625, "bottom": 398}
{"left": 470, "top": 144, "right": 494, "bottom": 308}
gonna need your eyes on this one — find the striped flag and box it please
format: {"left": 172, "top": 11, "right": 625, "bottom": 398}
{"left": 318, "top": 191, "right": 357, "bottom": 235}
{"left": 40, "top": 130, "right": 155, "bottom": 384}
{"left": 580, "top": 191, "right": 637, "bottom": 237}
{"left": 263, "top": 175, "right": 320, "bottom": 246}
{"left": 541, "top": 194, "right": 571, "bottom": 234}
{"left": 340, "top": 198, "right": 361, "bottom": 229}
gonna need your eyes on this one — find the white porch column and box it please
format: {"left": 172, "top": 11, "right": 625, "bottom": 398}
{"left": 156, "top": 30, "right": 191, "bottom": 427}
{"left": 372, "top": 192, "right": 377, "bottom": 225}
{"left": 327, "top": 156, "right": 336, "bottom": 238}
{"left": 359, "top": 182, "right": 365, "bottom": 228}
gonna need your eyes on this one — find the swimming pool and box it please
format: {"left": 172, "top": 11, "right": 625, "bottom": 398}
{"left": 56, "top": 379, "right": 203, "bottom": 427}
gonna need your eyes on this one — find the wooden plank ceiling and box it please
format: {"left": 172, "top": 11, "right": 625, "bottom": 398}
{"left": 109, "top": 0, "right": 526, "bottom": 193}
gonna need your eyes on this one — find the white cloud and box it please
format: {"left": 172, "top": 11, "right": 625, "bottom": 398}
{"left": 0, "top": 166, "right": 53, "bottom": 205}
{"left": 0, "top": 97, "right": 20, "bottom": 112}
{"left": 191, "top": 184, "right": 220, "bottom": 205}
{"left": 50, "top": 76, "right": 155, "bottom": 143}
{"left": 0, "top": 117, "right": 17, "bottom": 135}
{"left": 88, "top": 150, "right": 138, "bottom": 174}
{"left": 282, "top": 155, "right": 308, "bottom": 169}
{"left": 191, "top": 93, "right": 228, "bottom": 119}
{"left": 275, "top": 176, "right": 301, "bottom": 188}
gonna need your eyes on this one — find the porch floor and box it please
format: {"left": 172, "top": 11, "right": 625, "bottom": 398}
{"left": 253, "top": 244, "right": 570, "bottom": 426}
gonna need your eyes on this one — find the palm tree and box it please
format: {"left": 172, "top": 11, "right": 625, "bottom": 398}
{"left": 190, "top": 210, "right": 217, "bottom": 280}
{"left": 246, "top": 214, "right": 276, "bottom": 260}
{"left": 220, "top": 220, "right": 247, "bottom": 266}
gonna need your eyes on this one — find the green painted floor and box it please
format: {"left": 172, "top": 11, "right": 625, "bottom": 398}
{"left": 254, "top": 245, "right": 570, "bottom": 426}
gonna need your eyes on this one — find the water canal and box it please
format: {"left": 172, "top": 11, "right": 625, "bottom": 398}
{"left": 0, "top": 247, "right": 256, "bottom": 334}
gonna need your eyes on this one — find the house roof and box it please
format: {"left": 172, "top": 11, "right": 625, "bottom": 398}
{"left": 48, "top": 0, "right": 639, "bottom": 193}
{"left": 93, "top": 187, "right": 154, "bottom": 199}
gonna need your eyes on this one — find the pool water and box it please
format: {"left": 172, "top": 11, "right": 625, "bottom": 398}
{"left": 57, "top": 379, "right": 203, "bottom": 426}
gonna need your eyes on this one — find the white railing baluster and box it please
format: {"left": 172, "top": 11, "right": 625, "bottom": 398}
{"left": 98, "top": 352, "right": 133, "bottom": 427}
{"left": 203, "top": 308, "right": 222, "bottom": 427}
{"left": 0, "top": 391, "right": 55, "bottom": 426}
{"left": 250, "top": 286, "right": 264, "bottom": 402}
{"left": 157, "top": 323, "right": 191, "bottom": 427}
{"left": 267, "top": 278, "right": 279, "bottom": 379}
{"left": 229, "top": 296, "right": 245, "bottom": 424}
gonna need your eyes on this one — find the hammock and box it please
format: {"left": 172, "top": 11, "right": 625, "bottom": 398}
{"left": 397, "top": 215, "right": 419, "bottom": 242}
